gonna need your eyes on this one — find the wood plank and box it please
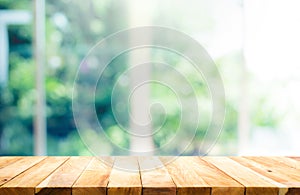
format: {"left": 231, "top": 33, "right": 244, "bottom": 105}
{"left": 0, "top": 157, "right": 69, "bottom": 195}
{"left": 231, "top": 157, "right": 290, "bottom": 194}
{"left": 107, "top": 156, "right": 141, "bottom": 195}
{"left": 193, "top": 157, "right": 244, "bottom": 195}
{"left": 0, "top": 156, "right": 300, "bottom": 195}
{"left": 72, "top": 157, "right": 114, "bottom": 195}
{"left": 0, "top": 157, "right": 22, "bottom": 169}
{"left": 35, "top": 156, "right": 92, "bottom": 195}
{"left": 0, "top": 157, "right": 46, "bottom": 186}
{"left": 160, "top": 157, "right": 210, "bottom": 195}
{"left": 288, "top": 156, "right": 300, "bottom": 161}
{"left": 245, "top": 157, "right": 300, "bottom": 181}
{"left": 266, "top": 156, "right": 300, "bottom": 169}
{"left": 243, "top": 156, "right": 300, "bottom": 194}
{"left": 203, "top": 156, "right": 279, "bottom": 195}
{"left": 139, "top": 156, "right": 176, "bottom": 195}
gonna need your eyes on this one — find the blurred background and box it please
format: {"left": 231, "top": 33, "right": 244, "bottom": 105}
{"left": 0, "top": 0, "right": 300, "bottom": 156}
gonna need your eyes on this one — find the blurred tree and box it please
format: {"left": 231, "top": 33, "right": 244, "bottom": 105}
{"left": 0, "top": 0, "right": 129, "bottom": 155}
{"left": 0, "top": 0, "right": 262, "bottom": 156}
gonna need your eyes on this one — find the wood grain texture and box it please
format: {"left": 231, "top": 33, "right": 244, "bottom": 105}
{"left": 0, "top": 157, "right": 45, "bottom": 187}
{"left": 243, "top": 156, "right": 300, "bottom": 194}
{"left": 268, "top": 156, "right": 300, "bottom": 169}
{"left": 107, "top": 156, "right": 141, "bottom": 195}
{"left": 72, "top": 157, "right": 114, "bottom": 195}
{"left": 139, "top": 156, "right": 176, "bottom": 195}
{"left": 197, "top": 157, "right": 244, "bottom": 195}
{"left": 0, "top": 157, "right": 68, "bottom": 195}
{"left": 231, "top": 157, "right": 289, "bottom": 194}
{"left": 0, "top": 156, "right": 299, "bottom": 194}
{"left": 203, "top": 156, "right": 279, "bottom": 195}
{"left": 245, "top": 156, "right": 300, "bottom": 182}
{"left": 288, "top": 156, "right": 300, "bottom": 162}
{"left": 160, "top": 156, "right": 210, "bottom": 195}
{"left": 35, "top": 156, "right": 92, "bottom": 195}
{"left": 0, "top": 157, "right": 22, "bottom": 169}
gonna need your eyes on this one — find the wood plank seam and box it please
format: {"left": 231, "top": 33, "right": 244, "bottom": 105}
{"left": 244, "top": 156, "right": 300, "bottom": 194}
{"left": 34, "top": 156, "right": 71, "bottom": 187}
{"left": 159, "top": 157, "right": 205, "bottom": 194}
{"left": 104, "top": 157, "right": 116, "bottom": 191}
{"left": 202, "top": 157, "right": 280, "bottom": 194}
{"left": 72, "top": 157, "right": 115, "bottom": 195}
{"left": 34, "top": 156, "right": 70, "bottom": 186}
{"left": 193, "top": 157, "right": 244, "bottom": 195}
{"left": 162, "top": 165, "right": 177, "bottom": 194}
{"left": 139, "top": 157, "right": 177, "bottom": 195}
{"left": 230, "top": 157, "right": 291, "bottom": 195}
{"left": 71, "top": 156, "right": 93, "bottom": 187}
{"left": 0, "top": 156, "right": 70, "bottom": 195}
{"left": 68, "top": 157, "right": 93, "bottom": 188}
{"left": 0, "top": 157, "right": 23, "bottom": 169}
{"left": 199, "top": 157, "right": 246, "bottom": 189}
{"left": 138, "top": 157, "right": 176, "bottom": 195}
{"left": 137, "top": 159, "right": 143, "bottom": 195}
{"left": 1, "top": 156, "right": 300, "bottom": 194}
{"left": 0, "top": 157, "right": 46, "bottom": 187}
{"left": 107, "top": 156, "right": 142, "bottom": 195}
{"left": 35, "top": 156, "right": 92, "bottom": 194}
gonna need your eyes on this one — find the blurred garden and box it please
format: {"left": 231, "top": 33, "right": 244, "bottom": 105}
{"left": 1, "top": 0, "right": 300, "bottom": 156}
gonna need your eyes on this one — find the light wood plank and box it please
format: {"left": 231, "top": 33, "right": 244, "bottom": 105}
{"left": 243, "top": 156, "right": 300, "bottom": 194}
{"left": 0, "top": 156, "right": 299, "bottom": 194}
{"left": 245, "top": 157, "right": 300, "bottom": 182}
{"left": 269, "top": 156, "right": 300, "bottom": 169}
{"left": 0, "top": 157, "right": 22, "bottom": 169}
{"left": 194, "top": 157, "right": 244, "bottom": 195}
{"left": 0, "top": 157, "right": 46, "bottom": 187}
{"left": 107, "top": 156, "right": 141, "bottom": 195}
{"left": 0, "top": 157, "right": 69, "bottom": 195}
{"left": 255, "top": 156, "right": 300, "bottom": 169}
{"left": 203, "top": 156, "right": 279, "bottom": 195}
{"left": 72, "top": 157, "right": 114, "bottom": 195}
{"left": 231, "top": 157, "right": 291, "bottom": 195}
{"left": 139, "top": 156, "right": 176, "bottom": 195}
{"left": 35, "top": 156, "right": 92, "bottom": 195}
{"left": 160, "top": 157, "right": 210, "bottom": 195}
{"left": 288, "top": 156, "right": 300, "bottom": 161}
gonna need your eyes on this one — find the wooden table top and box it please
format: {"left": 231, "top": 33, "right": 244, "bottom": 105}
{"left": 0, "top": 156, "right": 300, "bottom": 195}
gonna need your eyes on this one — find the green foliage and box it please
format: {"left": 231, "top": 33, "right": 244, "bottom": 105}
{"left": 0, "top": 56, "right": 34, "bottom": 155}
{"left": 251, "top": 96, "right": 281, "bottom": 128}
{"left": 47, "top": 131, "right": 92, "bottom": 156}
{"left": 1, "top": 0, "right": 270, "bottom": 156}
{"left": 0, "top": 0, "right": 31, "bottom": 9}
{"left": 0, "top": 0, "right": 130, "bottom": 155}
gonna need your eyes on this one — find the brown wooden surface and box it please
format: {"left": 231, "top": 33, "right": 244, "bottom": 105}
{"left": 0, "top": 156, "right": 300, "bottom": 194}
{"left": 203, "top": 156, "right": 280, "bottom": 195}
{"left": 0, "top": 157, "right": 45, "bottom": 187}
{"left": 35, "top": 156, "right": 92, "bottom": 195}
{"left": 139, "top": 156, "right": 176, "bottom": 195}
{"left": 160, "top": 156, "right": 211, "bottom": 195}
{"left": 72, "top": 157, "right": 114, "bottom": 195}
{"left": 107, "top": 156, "right": 141, "bottom": 195}
{"left": 1, "top": 157, "right": 68, "bottom": 195}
